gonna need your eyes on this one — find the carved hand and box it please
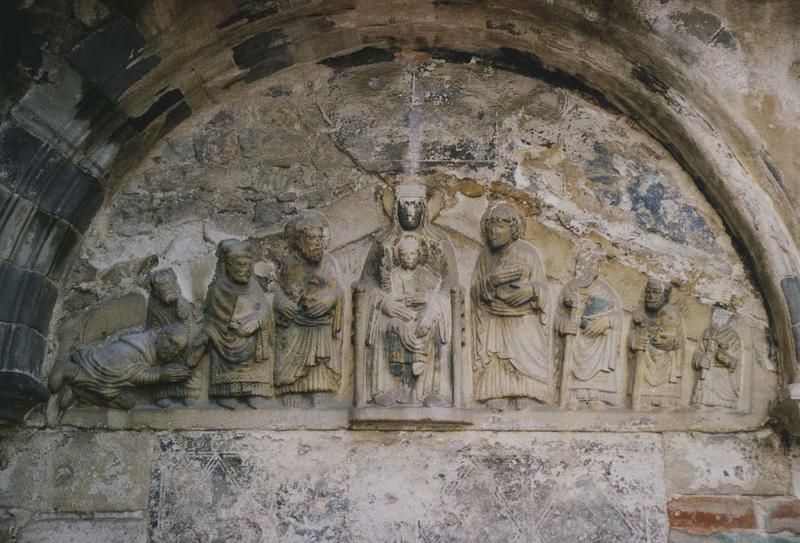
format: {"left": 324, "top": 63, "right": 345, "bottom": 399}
{"left": 502, "top": 283, "right": 535, "bottom": 307}
{"left": 277, "top": 298, "right": 300, "bottom": 321}
{"left": 305, "top": 294, "right": 335, "bottom": 318}
{"left": 382, "top": 296, "right": 416, "bottom": 321}
{"left": 415, "top": 311, "right": 437, "bottom": 337}
{"left": 562, "top": 292, "right": 580, "bottom": 309}
{"left": 558, "top": 319, "right": 580, "bottom": 336}
{"left": 236, "top": 317, "right": 260, "bottom": 337}
{"left": 583, "top": 316, "right": 610, "bottom": 338}
{"left": 490, "top": 267, "right": 524, "bottom": 288}
{"left": 632, "top": 333, "right": 650, "bottom": 352}
{"left": 161, "top": 364, "right": 191, "bottom": 382}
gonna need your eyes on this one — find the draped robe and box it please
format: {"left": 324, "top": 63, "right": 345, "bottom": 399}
{"left": 472, "top": 239, "right": 553, "bottom": 404}
{"left": 558, "top": 278, "right": 623, "bottom": 405}
{"left": 274, "top": 252, "right": 343, "bottom": 394}
{"left": 691, "top": 324, "right": 741, "bottom": 409}
{"left": 631, "top": 304, "right": 685, "bottom": 408}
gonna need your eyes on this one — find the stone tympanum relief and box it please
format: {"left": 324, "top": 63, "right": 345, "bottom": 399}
{"left": 47, "top": 325, "right": 191, "bottom": 414}
{"left": 691, "top": 309, "right": 743, "bottom": 410}
{"left": 472, "top": 202, "right": 553, "bottom": 412}
{"left": 201, "top": 239, "right": 274, "bottom": 410}
{"left": 146, "top": 268, "right": 201, "bottom": 407}
{"left": 630, "top": 278, "right": 686, "bottom": 410}
{"left": 274, "top": 211, "right": 343, "bottom": 408}
{"left": 352, "top": 183, "right": 468, "bottom": 422}
{"left": 556, "top": 250, "right": 624, "bottom": 409}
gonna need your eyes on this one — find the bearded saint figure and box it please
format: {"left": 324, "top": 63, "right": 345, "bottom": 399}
{"left": 273, "top": 211, "right": 343, "bottom": 408}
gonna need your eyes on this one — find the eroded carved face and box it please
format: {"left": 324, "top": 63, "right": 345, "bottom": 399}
{"left": 153, "top": 276, "right": 179, "bottom": 304}
{"left": 397, "top": 198, "right": 424, "bottom": 230}
{"left": 645, "top": 281, "right": 669, "bottom": 310}
{"left": 487, "top": 221, "right": 514, "bottom": 250}
{"left": 574, "top": 253, "right": 599, "bottom": 284}
{"left": 227, "top": 255, "right": 253, "bottom": 284}
{"left": 397, "top": 238, "right": 422, "bottom": 270}
{"left": 297, "top": 227, "right": 326, "bottom": 264}
{"left": 155, "top": 330, "right": 185, "bottom": 362}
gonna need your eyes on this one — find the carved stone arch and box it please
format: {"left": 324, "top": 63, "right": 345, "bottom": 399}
{"left": 1, "top": 1, "right": 798, "bottom": 433}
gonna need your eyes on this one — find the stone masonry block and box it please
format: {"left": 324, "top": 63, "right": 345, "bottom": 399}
{"left": 668, "top": 496, "right": 757, "bottom": 535}
{"left": 17, "top": 517, "right": 147, "bottom": 543}
{"left": 664, "top": 432, "right": 790, "bottom": 496}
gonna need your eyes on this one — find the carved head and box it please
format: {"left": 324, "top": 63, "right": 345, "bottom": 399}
{"left": 644, "top": 277, "right": 672, "bottom": 310}
{"left": 394, "top": 184, "right": 427, "bottom": 231}
{"left": 395, "top": 234, "right": 428, "bottom": 270}
{"left": 149, "top": 268, "right": 180, "bottom": 304}
{"left": 218, "top": 239, "right": 254, "bottom": 284}
{"left": 290, "top": 211, "right": 330, "bottom": 264}
{"left": 481, "top": 202, "right": 522, "bottom": 250}
{"left": 155, "top": 324, "right": 189, "bottom": 362}
{"left": 574, "top": 250, "right": 602, "bottom": 285}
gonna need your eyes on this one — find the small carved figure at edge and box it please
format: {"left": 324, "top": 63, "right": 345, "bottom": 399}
{"left": 274, "top": 211, "right": 343, "bottom": 408}
{"left": 47, "top": 324, "right": 191, "bottom": 414}
{"left": 691, "top": 308, "right": 742, "bottom": 410}
{"left": 146, "top": 268, "right": 199, "bottom": 408}
{"left": 556, "top": 249, "right": 623, "bottom": 409}
{"left": 358, "top": 183, "right": 458, "bottom": 408}
{"left": 472, "top": 202, "right": 553, "bottom": 412}
{"left": 630, "top": 277, "right": 685, "bottom": 410}
{"left": 201, "top": 238, "right": 274, "bottom": 410}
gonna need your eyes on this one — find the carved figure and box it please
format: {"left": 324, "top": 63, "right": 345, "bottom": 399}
{"left": 691, "top": 310, "right": 742, "bottom": 409}
{"left": 47, "top": 325, "right": 190, "bottom": 411}
{"left": 630, "top": 278, "right": 685, "bottom": 410}
{"left": 471, "top": 202, "right": 553, "bottom": 412}
{"left": 556, "top": 250, "right": 623, "bottom": 409}
{"left": 146, "top": 268, "right": 199, "bottom": 407}
{"left": 274, "top": 211, "right": 343, "bottom": 408}
{"left": 357, "top": 183, "right": 459, "bottom": 408}
{"left": 202, "top": 238, "right": 273, "bottom": 409}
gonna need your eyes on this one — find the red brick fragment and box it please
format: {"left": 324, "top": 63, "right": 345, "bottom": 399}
{"left": 668, "top": 496, "right": 756, "bottom": 535}
{"left": 763, "top": 498, "right": 800, "bottom": 534}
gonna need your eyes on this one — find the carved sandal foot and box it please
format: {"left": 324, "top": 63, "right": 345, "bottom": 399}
{"left": 486, "top": 398, "right": 509, "bottom": 413}
{"left": 564, "top": 399, "right": 579, "bottom": 410}
{"left": 588, "top": 400, "right": 607, "bottom": 411}
{"left": 246, "top": 396, "right": 268, "bottom": 409}
{"left": 182, "top": 397, "right": 199, "bottom": 407}
{"left": 283, "top": 394, "right": 306, "bottom": 408}
{"left": 311, "top": 393, "right": 331, "bottom": 408}
{"left": 373, "top": 394, "right": 396, "bottom": 407}
{"left": 422, "top": 395, "right": 445, "bottom": 408}
{"left": 154, "top": 398, "right": 172, "bottom": 409}
{"left": 216, "top": 398, "right": 239, "bottom": 410}
{"left": 514, "top": 398, "right": 533, "bottom": 411}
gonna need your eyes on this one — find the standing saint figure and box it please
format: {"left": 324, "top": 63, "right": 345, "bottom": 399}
{"left": 146, "top": 268, "right": 199, "bottom": 408}
{"left": 358, "top": 183, "right": 458, "bottom": 408}
{"left": 471, "top": 202, "right": 553, "bottom": 412}
{"left": 274, "top": 211, "right": 343, "bottom": 408}
{"left": 556, "top": 250, "right": 623, "bottom": 409}
{"left": 630, "top": 277, "right": 685, "bottom": 410}
{"left": 202, "top": 238, "right": 273, "bottom": 409}
{"left": 691, "top": 309, "right": 742, "bottom": 410}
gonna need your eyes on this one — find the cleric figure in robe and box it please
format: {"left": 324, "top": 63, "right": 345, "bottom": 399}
{"left": 471, "top": 202, "right": 553, "bottom": 412}
{"left": 691, "top": 309, "right": 742, "bottom": 410}
{"left": 146, "top": 268, "right": 200, "bottom": 408}
{"left": 556, "top": 250, "right": 623, "bottom": 409}
{"left": 630, "top": 277, "right": 685, "bottom": 410}
{"left": 202, "top": 238, "right": 273, "bottom": 409}
{"left": 359, "top": 183, "right": 458, "bottom": 408}
{"left": 47, "top": 325, "right": 191, "bottom": 411}
{"left": 274, "top": 211, "right": 343, "bottom": 408}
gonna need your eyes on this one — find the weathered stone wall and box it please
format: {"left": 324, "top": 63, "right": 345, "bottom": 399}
{"left": 1, "top": 1, "right": 800, "bottom": 542}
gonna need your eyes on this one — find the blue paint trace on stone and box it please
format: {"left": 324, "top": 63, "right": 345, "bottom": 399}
{"left": 66, "top": 17, "right": 161, "bottom": 101}
{"left": 0, "top": 121, "right": 103, "bottom": 232}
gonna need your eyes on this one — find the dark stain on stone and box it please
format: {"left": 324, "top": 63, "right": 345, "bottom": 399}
{"left": 632, "top": 65, "right": 669, "bottom": 96}
{"left": 420, "top": 48, "right": 474, "bottom": 65}
{"left": 586, "top": 142, "right": 620, "bottom": 186}
{"left": 710, "top": 27, "right": 737, "bottom": 50}
{"left": 66, "top": 17, "right": 161, "bottom": 101}
{"left": 158, "top": 102, "right": 192, "bottom": 139}
{"left": 264, "top": 85, "right": 292, "bottom": 97}
{"left": 669, "top": 8, "right": 722, "bottom": 42}
{"left": 233, "top": 28, "right": 290, "bottom": 68}
{"left": 217, "top": 6, "right": 278, "bottom": 29}
{"left": 320, "top": 47, "right": 399, "bottom": 70}
{"left": 780, "top": 277, "right": 800, "bottom": 325}
{"left": 129, "top": 89, "right": 184, "bottom": 132}
{"left": 486, "top": 20, "right": 523, "bottom": 36}
{"left": 244, "top": 49, "right": 294, "bottom": 83}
